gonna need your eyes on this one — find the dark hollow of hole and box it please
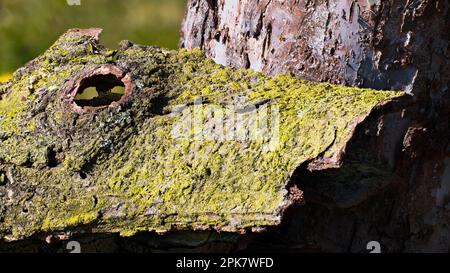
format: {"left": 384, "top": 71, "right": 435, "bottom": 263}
{"left": 74, "top": 74, "right": 125, "bottom": 108}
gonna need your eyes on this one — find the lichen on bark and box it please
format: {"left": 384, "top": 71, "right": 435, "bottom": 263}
{"left": 0, "top": 29, "right": 404, "bottom": 241}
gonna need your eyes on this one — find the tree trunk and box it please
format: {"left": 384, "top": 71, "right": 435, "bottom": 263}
{"left": 182, "top": 0, "right": 450, "bottom": 252}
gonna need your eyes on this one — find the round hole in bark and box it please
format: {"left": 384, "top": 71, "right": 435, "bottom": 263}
{"left": 74, "top": 74, "right": 125, "bottom": 107}
{"left": 67, "top": 65, "right": 132, "bottom": 114}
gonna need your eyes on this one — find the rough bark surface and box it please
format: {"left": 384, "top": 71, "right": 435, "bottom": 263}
{"left": 181, "top": 0, "right": 450, "bottom": 252}
{"left": 0, "top": 29, "right": 405, "bottom": 244}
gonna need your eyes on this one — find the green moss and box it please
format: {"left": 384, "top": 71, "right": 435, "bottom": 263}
{"left": 43, "top": 211, "right": 100, "bottom": 230}
{"left": 0, "top": 29, "right": 405, "bottom": 240}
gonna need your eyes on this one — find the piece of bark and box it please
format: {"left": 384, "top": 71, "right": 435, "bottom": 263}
{"left": 0, "top": 29, "right": 407, "bottom": 241}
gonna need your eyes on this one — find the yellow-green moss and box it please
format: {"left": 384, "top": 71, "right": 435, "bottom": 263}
{"left": 0, "top": 29, "right": 405, "bottom": 240}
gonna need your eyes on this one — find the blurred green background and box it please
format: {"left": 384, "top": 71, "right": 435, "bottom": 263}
{"left": 0, "top": 0, "right": 186, "bottom": 76}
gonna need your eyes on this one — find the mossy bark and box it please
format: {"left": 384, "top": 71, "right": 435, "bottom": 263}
{"left": 181, "top": 0, "right": 450, "bottom": 252}
{"left": 0, "top": 28, "right": 406, "bottom": 242}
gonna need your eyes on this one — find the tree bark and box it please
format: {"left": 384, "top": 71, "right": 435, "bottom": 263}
{"left": 0, "top": 28, "right": 405, "bottom": 247}
{"left": 182, "top": 0, "right": 450, "bottom": 252}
